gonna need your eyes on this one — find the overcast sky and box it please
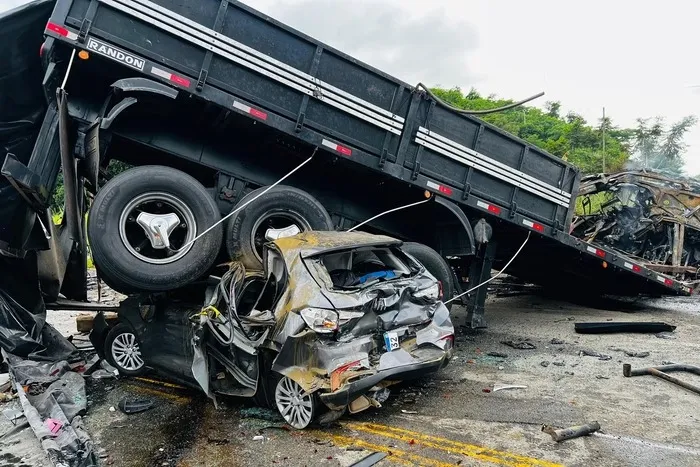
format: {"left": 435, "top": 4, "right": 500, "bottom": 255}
{"left": 3, "top": 0, "right": 700, "bottom": 173}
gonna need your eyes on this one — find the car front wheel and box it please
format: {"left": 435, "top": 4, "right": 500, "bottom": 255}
{"left": 104, "top": 323, "right": 146, "bottom": 376}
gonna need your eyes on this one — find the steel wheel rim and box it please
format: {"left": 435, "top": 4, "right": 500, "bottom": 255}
{"left": 118, "top": 192, "right": 197, "bottom": 265}
{"left": 275, "top": 376, "right": 314, "bottom": 429}
{"left": 111, "top": 332, "right": 144, "bottom": 372}
{"left": 250, "top": 210, "right": 311, "bottom": 262}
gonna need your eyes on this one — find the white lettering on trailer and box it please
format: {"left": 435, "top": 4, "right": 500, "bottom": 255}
{"left": 86, "top": 38, "right": 145, "bottom": 70}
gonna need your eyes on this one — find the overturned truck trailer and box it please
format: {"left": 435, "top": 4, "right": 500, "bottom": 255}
{"left": 0, "top": 0, "right": 692, "bottom": 344}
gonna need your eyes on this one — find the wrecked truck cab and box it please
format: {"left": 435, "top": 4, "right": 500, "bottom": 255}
{"left": 261, "top": 231, "right": 455, "bottom": 426}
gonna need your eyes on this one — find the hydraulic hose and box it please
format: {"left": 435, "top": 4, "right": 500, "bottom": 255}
{"left": 415, "top": 83, "right": 544, "bottom": 115}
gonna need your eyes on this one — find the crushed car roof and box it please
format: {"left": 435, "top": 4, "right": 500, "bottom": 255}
{"left": 272, "top": 231, "right": 402, "bottom": 258}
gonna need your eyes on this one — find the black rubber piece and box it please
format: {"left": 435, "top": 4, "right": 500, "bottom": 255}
{"left": 104, "top": 323, "right": 147, "bottom": 377}
{"left": 575, "top": 322, "right": 676, "bottom": 334}
{"left": 88, "top": 165, "right": 223, "bottom": 293}
{"left": 226, "top": 185, "right": 333, "bottom": 270}
{"left": 401, "top": 242, "right": 455, "bottom": 307}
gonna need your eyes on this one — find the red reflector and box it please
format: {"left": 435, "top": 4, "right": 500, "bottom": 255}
{"left": 249, "top": 108, "right": 268, "bottom": 120}
{"left": 488, "top": 205, "right": 501, "bottom": 214}
{"left": 633, "top": 265, "right": 641, "bottom": 273}
{"left": 46, "top": 22, "right": 68, "bottom": 37}
{"left": 596, "top": 249, "right": 606, "bottom": 258}
{"left": 533, "top": 223, "right": 544, "bottom": 232}
{"left": 170, "top": 75, "right": 190, "bottom": 87}
{"left": 336, "top": 145, "right": 352, "bottom": 156}
{"left": 664, "top": 278, "right": 673, "bottom": 286}
{"left": 439, "top": 185, "right": 453, "bottom": 196}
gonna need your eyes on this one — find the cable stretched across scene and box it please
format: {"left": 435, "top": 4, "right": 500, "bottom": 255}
{"left": 445, "top": 231, "right": 531, "bottom": 305}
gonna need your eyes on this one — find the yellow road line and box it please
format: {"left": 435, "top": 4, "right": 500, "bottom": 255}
{"left": 312, "top": 431, "right": 454, "bottom": 467}
{"left": 134, "top": 377, "right": 189, "bottom": 390}
{"left": 124, "top": 383, "right": 191, "bottom": 404}
{"left": 346, "top": 422, "right": 563, "bottom": 467}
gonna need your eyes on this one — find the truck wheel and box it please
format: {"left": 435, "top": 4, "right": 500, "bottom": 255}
{"left": 402, "top": 242, "right": 455, "bottom": 308}
{"left": 88, "top": 165, "right": 223, "bottom": 293}
{"left": 226, "top": 185, "right": 333, "bottom": 270}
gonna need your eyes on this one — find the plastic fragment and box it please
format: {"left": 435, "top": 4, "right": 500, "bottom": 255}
{"left": 45, "top": 418, "right": 63, "bottom": 435}
{"left": 492, "top": 384, "right": 527, "bottom": 392}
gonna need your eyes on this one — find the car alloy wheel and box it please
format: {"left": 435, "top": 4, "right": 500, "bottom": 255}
{"left": 110, "top": 331, "right": 144, "bottom": 372}
{"left": 275, "top": 376, "right": 315, "bottom": 429}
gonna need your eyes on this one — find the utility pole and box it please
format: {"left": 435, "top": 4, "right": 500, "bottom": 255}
{"left": 602, "top": 107, "right": 606, "bottom": 173}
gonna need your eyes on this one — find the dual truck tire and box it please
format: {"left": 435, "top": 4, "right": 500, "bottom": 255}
{"left": 88, "top": 165, "right": 453, "bottom": 301}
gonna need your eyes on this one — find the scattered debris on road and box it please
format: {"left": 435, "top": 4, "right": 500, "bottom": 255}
{"left": 487, "top": 352, "right": 508, "bottom": 358}
{"left": 575, "top": 322, "right": 677, "bottom": 334}
{"left": 492, "top": 384, "right": 527, "bottom": 392}
{"left": 349, "top": 451, "right": 388, "bottom": 467}
{"left": 579, "top": 349, "right": 612, "bottom": 361}
{"left": 117, "top": 397, "right": 155, "bottom": 414}
{"left": 501, "top": 339, "right": 537, "bottom": 350}
{"left": 542, "top": 421, "right": 601, "bottom": 442}
{"left": 623, "top": 363, "right": 700, "bottom": 395}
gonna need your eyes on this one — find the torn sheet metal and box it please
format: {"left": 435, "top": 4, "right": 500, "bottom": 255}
{"left": 574, "top": 171, "right": 700, "bottom": 287}
{"left": 267, "top": 232, "right": 454, "bottom": 397}
{"left": 7, "top": 353, "right": 96, "bottom": 467}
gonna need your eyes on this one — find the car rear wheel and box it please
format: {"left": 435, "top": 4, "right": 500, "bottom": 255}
{"left": 275, "top": 375, "right": 316, "bottom": 429}
{"left": 402, "top": 242, "right": 455, "bottom": 308}
{"left": 104, "top": 323, "right": 146, "bottom": 376}
{"left": 226, "top": 185, "right": 334, "bottom": 271}
{"left": 88, "top": 165, "right": 223, "bottom": 293}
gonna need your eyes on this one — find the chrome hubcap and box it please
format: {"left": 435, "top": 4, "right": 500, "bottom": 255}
{"left": 119, "top": 192, "right": 197, "bottom": 265}
{"left": 251, "top": 211, "right": 310, "bottom": 262}
{"left": 275, "top": 376, "right": 314, "bottom": 429}
{"left": 111, "top": 332, "right": 144, "bottom": 371}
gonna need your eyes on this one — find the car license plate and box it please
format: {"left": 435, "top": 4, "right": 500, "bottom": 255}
{"left": 384, "top": 331, "right": 399, "bottom": 351}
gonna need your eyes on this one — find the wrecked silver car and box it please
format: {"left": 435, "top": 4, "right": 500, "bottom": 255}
{"left": 93, "top": 231, "right": 454, "bottom": 429}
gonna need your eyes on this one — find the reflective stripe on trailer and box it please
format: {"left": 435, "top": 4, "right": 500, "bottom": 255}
{"left": 46, "top": 22, "right": 78, "bottom": 40}
{"left": 322, "top": 139, "right": 352, "bottom": 156}
{"left": 476, "top": 200, "right": 501, "bottom": 214}
{"left": 232, "top": 101, "right": 268, "bottom": 120}
{"left": 586, "top": 246, "right": 606, "bottom": 258}
{"left": 522, "top": 219, "right": 544, "bottom": 232}
{"left": 656, "top": 275, "right": 674, "bottom": 286}
{"left": 426, "top": 181, "right": 453, "bottom": 196}
{"left": 150, "top": 66, "right": 191, "bottom": 87}
{"left": 623, "top": 261, "right": 642, "bottom": 273}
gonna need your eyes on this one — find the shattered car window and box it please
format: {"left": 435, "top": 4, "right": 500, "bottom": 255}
{"left": 309, "top": 247, "right": 419, "bottom": 290}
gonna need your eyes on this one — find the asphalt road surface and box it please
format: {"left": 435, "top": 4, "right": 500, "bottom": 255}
{"left": 3, "top": 293, "right": 700, "bottom": 466}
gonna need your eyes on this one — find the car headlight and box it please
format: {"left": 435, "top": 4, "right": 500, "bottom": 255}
{"left": 413, "top": 282, "right": 440, "bottom": 300}
{"left": 300, "top": 308, "right": 338, "bottom": 333}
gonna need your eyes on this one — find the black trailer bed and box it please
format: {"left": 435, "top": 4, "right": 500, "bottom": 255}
{"left": 42, "top": 0, "right": 691, "bottom": 296}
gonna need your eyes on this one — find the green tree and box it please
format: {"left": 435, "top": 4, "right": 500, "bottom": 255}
{"left": 629, "top": 116, "right": 697, "bottom": 176}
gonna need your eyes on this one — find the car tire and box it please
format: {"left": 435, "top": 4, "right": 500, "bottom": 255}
{"left": 226, "top": 185, "right": 334, "bottom": 271}
{"left": 402, "top": 242, "right": 455, "bottom": 308}
{"left": 274, "top": 375, "right": 317, "bottom": 429}
{"left": 88, "top": 165, "right": 223, "bottom": 293}
{"left": 104, "top": 323, "right": 147, "bottom": 376}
